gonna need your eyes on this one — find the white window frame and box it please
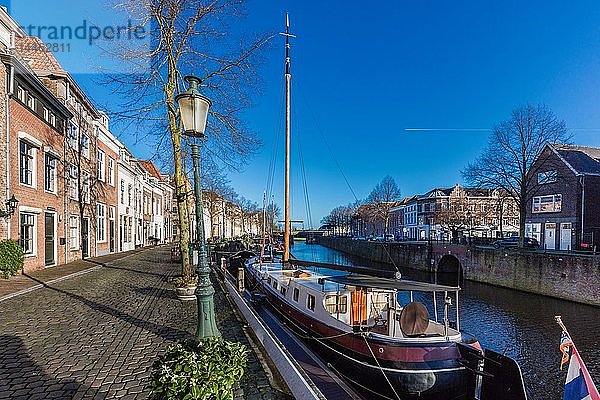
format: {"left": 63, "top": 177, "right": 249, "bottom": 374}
{"left": 96, "top": 203, "right": 107, "bottom": 243}
{"left": 68, "top": 123, "right": 79, "bottom": 151}
{"left": 20, "top": 212, "right": 36, "bottom": 256}
{"left": 44, "top": 154, "right": 57, "bottom": 194}
{"left": 17, "top": 86, "right": 26, "bottom": 102}
{"left": 97, "top": 150, "right": 105, "bottom": 181}
{"left": 538, "top": 170, "right": 557, "bottom": 185}
{"left": 532, "top": 194, "right": 562, "bottom": 213}
{"left": 81, "top": 134, "right": 90, "bottom": 159}
{"left": 19, "top": 140, "right": 36, "bottom": 188}
{"left": 107, "top": 157, "right": 115, "bottom": 186}
{"left": 307, "top": 294, "right": 316, "bottom": 312}
{"left": 27, "top": 94, "right": 36, "bottom": 110}
{"left": 69, "top": 215, "right": 79, "bottom": 250}
{"left": 69, "top": 164, "right": 79, "bottom": 200}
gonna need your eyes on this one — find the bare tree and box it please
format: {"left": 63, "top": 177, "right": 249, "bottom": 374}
{"left": 366, "top": 176, "right": 401, "bottom": 240}
{"left": 462, "top": 104, "right": 571, "bottom": 246}
{"left": 266, "top": 202, "right": 280, "bottom": 236}
{"left": 104, "top": 0, "right": 272, "bottom": 279}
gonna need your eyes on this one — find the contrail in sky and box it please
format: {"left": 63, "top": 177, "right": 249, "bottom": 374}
{"left": 404, "top": 128, "right": 600, "bottom": 132}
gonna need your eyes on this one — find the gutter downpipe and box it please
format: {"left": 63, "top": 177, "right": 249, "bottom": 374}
{"left": 5, "top": 62, "right": 13, "bottom": 239}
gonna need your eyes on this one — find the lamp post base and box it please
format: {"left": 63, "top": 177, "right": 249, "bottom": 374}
{"left": 195, "top": 278, "right": 220, "bottom": 339}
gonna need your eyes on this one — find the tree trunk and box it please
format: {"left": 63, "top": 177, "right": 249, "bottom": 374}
{"left": 519, "top": 204, "right": 527, "bottom": 248}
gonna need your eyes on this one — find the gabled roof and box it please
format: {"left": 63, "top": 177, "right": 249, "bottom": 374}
{"left": 549, "top": 144, "right": 600, "bottom": 176}
{"left": 138, "top": 160, "right": 162, "bottom": 180}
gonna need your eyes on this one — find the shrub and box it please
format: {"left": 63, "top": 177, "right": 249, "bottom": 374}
{"left": 150, "top": 338, "right": 248, "bottom": 400}
{"left": 0, "top": 239, "right": 24, "bottom": 279}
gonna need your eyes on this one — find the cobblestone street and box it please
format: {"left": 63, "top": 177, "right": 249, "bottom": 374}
{"left": 0, "top": 247, "right": 291, "bottom": 400}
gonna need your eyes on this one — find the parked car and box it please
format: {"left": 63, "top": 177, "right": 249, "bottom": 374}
{"left": 492, "top": 237, "right": 539, "bottom": 249}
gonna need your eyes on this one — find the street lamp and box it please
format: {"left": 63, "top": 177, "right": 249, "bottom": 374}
{"left": 466, "top": 210, "right": 473, "bottom": 246}
{"left": 0, "top": 195, "right": 19, "bottom": 219}
{"left": 176, "top": 75, "right": 220, "bottom": 339}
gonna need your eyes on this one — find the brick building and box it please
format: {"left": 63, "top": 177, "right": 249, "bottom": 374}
{"left": 3, "top": 40, "right": 72, "bottom": 271}
{"left": 525, "top": 143, "right": 600, "bottom": 251}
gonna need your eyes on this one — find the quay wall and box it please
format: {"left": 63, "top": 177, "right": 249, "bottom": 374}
{"left": 317, "top": 237, "right": 600, "bottom": 306}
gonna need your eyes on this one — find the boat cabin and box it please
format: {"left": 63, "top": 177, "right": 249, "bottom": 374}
{"left": 253, "top": 261, "right": 462, "bottom": 342}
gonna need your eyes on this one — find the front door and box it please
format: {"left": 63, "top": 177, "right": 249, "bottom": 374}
{"left": 545, "top": 223, "right": 556, "bottom": 250}
{"left": 44, "top": 213, "right": 55, "bottom": 266}
{"left": 82, "top": 218, "right": 89, "bottom": 258}
{"left": 560, "top": 223, "right": 572, "bottom": 251}
{"left": 109, "top": 220, "right": 115, "bottom": 253}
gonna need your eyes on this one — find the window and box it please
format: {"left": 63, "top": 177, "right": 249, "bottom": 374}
{"left": 68, "top": 123, "right": 78, "bottom": 151}
{"left": 293, "top": 288, "right": 299, "bottom": 302}
{"left": 17, "top": 86, "right": 26, "bottom": 102}
{"left": 538, "top": 170, "right": 557, "bottom": 184}
{"left": 267, "top": 277, "right": 272, "bottom": 285}
{"left": 20, "top": 213, "right": 35, "bottom": 255}
{"left": 43, "top": 107, "right": 50, "bottom": 121}
{"left": 273, "top": 280, "right": 278, "bottom": 290}
{"left": 69, "top": 216, "right": 79, "bottom": 250}
{"left": 19, "top": 140, "right": 34, "bottom": 186}
{"left": 97, "top": 203, "right": 106, "bottom": 242}
{"left": 82, "top": 171, "right": 90, "bottom": 203}
{"left": 325, "top": 295, "right": 348, "bottom": 314}
{"left": 120, "top": 180, "right": 125, "bottom": 204}
{"left": 107, "top": 157, "right": 114, "bottom": 185}
{"left": 50, "top": 114, "right": 56, "bottom": 127}
{"left": 280, "top": 286, "right": 287, "bottom": 296}
{"left": 81, "top": 135, "right": 90, "bottom": 158}
{"left": 128, "top": 184, "right": 132, "bottom": 206}
{"left": 109, "top": 206, "right": 115, "bottom": 220}
{"left": 97, "top": 150, "right": 105, "bottom": 181}
{"left": 307, "top": 294, "right": 316, "bottom": 311}
{"left": 44, "top": 154, "right": 57, "bottom": 193}
{"left": 532, "top": 194, "right": 562, "bottom": 213}
{"left": 27, "top": 94, "right": 36, "bottom": 110}
{"left": 69, "top": 164, "right": 78, "bottom": 199}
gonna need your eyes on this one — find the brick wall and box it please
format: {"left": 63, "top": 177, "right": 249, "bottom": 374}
{"left": 9, "top": 99, "right": 66, "bottom": 272}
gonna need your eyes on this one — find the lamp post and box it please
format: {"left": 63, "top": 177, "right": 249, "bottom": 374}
{"left": 176, "top": 75, "right": 220, "bottom": 339}
{"left": 0, "top": 195, "right": 19, "bottom": 219}
{"left": 466, "top": 210, "right": 473, "bottom": 246}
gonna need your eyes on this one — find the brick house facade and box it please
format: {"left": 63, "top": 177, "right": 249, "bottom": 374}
{"left": 5, "top": 56, "right": 72, "bottom": 271}
{"left": 525, "top": 143, "right": 600, "bottom": 251}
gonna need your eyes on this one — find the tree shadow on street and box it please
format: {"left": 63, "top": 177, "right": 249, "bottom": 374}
{"left": 0, "top": 335, "right": 88, "bottom": 399}
{"left": 23, "top": 274, "right": 193, "bottom": 342}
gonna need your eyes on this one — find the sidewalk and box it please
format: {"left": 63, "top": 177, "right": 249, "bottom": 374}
{"left": 0, "top": 246, "right": 293, "bottom": 399}
{"left": 0, "top": 247, "right": 147, "bottom": 300}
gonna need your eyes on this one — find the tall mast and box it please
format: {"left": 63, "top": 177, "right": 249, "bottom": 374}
{"left": 281, "top": 13, "right": 295, "bottom": 265}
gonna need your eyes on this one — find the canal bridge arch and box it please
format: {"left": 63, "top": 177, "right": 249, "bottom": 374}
{"left": 436, "top": 254, "right": 463, "bottom": 286}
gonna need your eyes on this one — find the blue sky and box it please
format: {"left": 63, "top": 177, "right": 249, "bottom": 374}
{"left": 9, "top": 1, "right": 600, "bottom": 227}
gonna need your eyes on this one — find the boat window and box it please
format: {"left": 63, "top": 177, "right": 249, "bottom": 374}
{"left": 307, "top": 294, "right": 315, "bottom": 311}
{"left": 293, "top": 288, "right": 299, "bottom": 302}
{"left": 280, "top": 287, "right": 286, "bottom": 296}
{"left": 325, "top": 295, "right": 348, "bottom": 314}
{"left": 267, "top": 277, "right": 272, "bottom": 285}
{"left": 273, "top": 281, "right": 278, "bottom": 290}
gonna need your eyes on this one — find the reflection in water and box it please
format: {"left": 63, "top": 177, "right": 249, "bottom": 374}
{"left": 292, "top": 241, "right": 600, "bottom": 400}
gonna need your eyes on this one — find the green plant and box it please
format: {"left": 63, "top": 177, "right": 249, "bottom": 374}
{"left": 172, "top": 275, "right": 198, "bottom": 288}
{"left": 0, "top": 239, "right": 24, "bottom": 279}
{"left": 150, "top": 338, "right": 248, "bottom": 400}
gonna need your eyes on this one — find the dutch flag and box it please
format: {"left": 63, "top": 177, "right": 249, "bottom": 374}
{"left": 563, "top": 343, "right": 600, "bottom": 400}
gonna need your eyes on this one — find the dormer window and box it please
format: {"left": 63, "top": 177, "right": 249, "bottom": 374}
{"left": 27, "top": 94, "right": 36, "bottom": 110}
{"left": 17, "top": 86, "right": 26, "bottom": 102}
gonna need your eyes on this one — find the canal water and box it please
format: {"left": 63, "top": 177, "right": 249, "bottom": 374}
{"left": 290, "top": 241, "right": 600, "bottom": 400}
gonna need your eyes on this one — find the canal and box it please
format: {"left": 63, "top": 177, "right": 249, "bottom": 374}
{"left": 290, "top": 241, "right": 600, "bottom": 400}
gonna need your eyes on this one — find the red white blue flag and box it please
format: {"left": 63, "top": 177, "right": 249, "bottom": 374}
{"left": 562, "top": 338, "right": 600, "bottom": 400}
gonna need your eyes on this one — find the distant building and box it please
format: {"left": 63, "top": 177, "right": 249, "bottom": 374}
{"left": 525, "top": 143, "right": 600, "bottom": 251}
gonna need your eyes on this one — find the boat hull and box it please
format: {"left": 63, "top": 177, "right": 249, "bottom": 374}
{"left": 246, "top": 265, "right": 473, "bottom": 400}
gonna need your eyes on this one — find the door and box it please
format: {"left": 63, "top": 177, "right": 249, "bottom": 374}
{"left": 82, "top": 218, "right": 89, "bottom": 258}
{"left": 560, "top": 223, "right": 572, "bottom": 251}
{"left": 44, "top": 213, "right": 55, "bottom": 266}
{"left": 545, "top": 223, "right": 556, "bottom": 250}
{"left": 109, "top": 207, "right": 115, "bottom": 253}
